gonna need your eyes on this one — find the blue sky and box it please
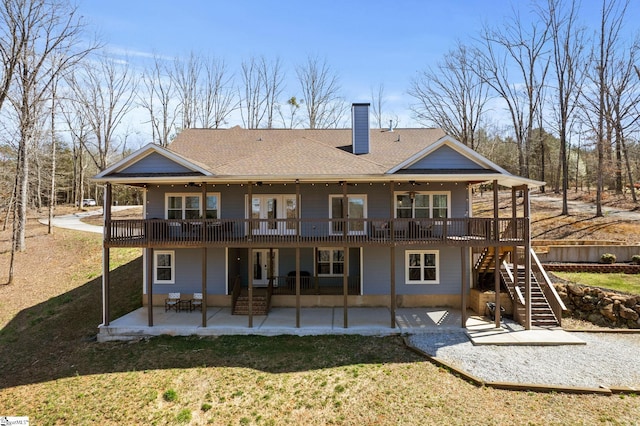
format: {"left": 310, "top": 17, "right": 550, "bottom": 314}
{"left": 77, "top": 0, "right": 639, "bottom": 140}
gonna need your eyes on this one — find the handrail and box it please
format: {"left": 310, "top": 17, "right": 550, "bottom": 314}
{"left": 530, "top": 248, "right": 566, "bottom": 325}
{"left": 231, "top": 275, "right": 241, "bottom": 311}
{"left": 501, "top": 259, "right": 515, "bottom": 285}
{"left": 106, "top": 217, "right": 528, "bottom": 247}
{"left": 514, "top": 285, "right": 525, "bottom": 306}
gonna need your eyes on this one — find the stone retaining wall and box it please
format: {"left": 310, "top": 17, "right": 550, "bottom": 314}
{"left": 535, "top": 245, "right": 640, "bottom": 263}
{"left": 554, "top": 283, "right": 640, "bottom": 329}
{"left": 545, "top": 263, "right": 640, "bottom": 274}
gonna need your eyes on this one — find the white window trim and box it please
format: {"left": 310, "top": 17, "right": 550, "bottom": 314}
{"left": 154, "top": 250, "right": 175, "bottom": 284}
{"left": 245, "top": 194, "right": 299, "bottom": 235}
{"left": 405, "top": 250, "right": 440, "bottom": 284}
{"left": 394, "top": 191, "right": 450, "bottom": 219}
{"left": 316, "top": 247, "right": 346, "bottom": 277}
{"left": 328, "top": 194, "right": 368, "bottom": 235}
{"left": 164, "top": 192, "right": 221, "bottom": 219}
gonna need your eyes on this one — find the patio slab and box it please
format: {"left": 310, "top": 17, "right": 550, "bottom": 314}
{"left": 98, "top": 306, "right": 584, "bottom": 346}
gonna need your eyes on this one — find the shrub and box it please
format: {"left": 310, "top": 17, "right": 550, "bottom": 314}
{"left": 176, "top": 408, "right": 192, "bottom": 423}
{"left": 600, "top": 253, "right": 616, "bottom": 264}
{"left": 201, "top": 403, "right": 212, "bottom": 412}
{"left": 631, "top": 255, "right": 640, "bottom": 265}
{"left": 163, "top": 389, "right": 178, "bottom": 402}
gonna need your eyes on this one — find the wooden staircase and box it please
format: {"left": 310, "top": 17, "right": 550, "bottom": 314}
{"left": 500, "top": 264, "right": 560, "bottom": 328}
{"left": 232, "top": 288, "right": 271, "bottom": 315}
{"left": 474, "top": 246, "right": 510, "bottom": 274}
{"left": 476, "top": 247, "right": 560, "bottom": 328}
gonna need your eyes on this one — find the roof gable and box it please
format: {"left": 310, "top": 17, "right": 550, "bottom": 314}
{"left": 94, "top": 143, "right": 213, "bottom": 180}
{"left": 405, "top": 145, "right": 484, "bottom": 171}
{"left": 388, "top": 136, "right": 509, "bottom": 175}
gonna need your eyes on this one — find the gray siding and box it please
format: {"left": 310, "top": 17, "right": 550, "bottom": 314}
{"left": 352, "top": 103, "right": 370, "bottom": 154}
{"left": 124, "top": 152, "right": 194, "bottom": 174}
{"left": 407, "top": 145, "right": 484, "bottom": 170}
{"left": 154, "top": 248, "right": 226, "bottom": 294}
{"left": 362, "top": 246, "right": 461, "bottom": 296}
{"left": 146, "top": 182, "right": 469, "bottom": 223}
{"left": 146, "top": 183, "right": 470, "bottom": 297}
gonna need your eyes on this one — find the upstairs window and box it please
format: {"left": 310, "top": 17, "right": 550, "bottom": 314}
{"left": 165, "top": 193, "right": 220, "bottom": 219}
{"left": 395, "top": 192, "right": 449, "bottom": 219}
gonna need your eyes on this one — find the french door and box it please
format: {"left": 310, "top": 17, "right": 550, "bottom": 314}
{"left": 252, "top": 249, "right": 279, "bottom": 287}
{"left": 250, "top": 195, "right": 297, "bottom": 235}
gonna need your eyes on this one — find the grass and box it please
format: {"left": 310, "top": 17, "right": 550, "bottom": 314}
{"left": 1, "top": 214, "right": 640, "bottom": 424}
{"left": 553, "top": 272, "right": 640, "bottom": 295}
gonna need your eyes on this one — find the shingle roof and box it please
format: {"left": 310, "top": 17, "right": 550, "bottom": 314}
{"left": 168, "top": 127, "right": 447, "bottom": 177}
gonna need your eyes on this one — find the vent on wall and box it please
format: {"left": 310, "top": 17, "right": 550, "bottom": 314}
{"left": 352, "top": 103, "right": 370, "bottom": 155}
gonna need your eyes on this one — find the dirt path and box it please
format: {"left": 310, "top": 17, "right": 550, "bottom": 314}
{"left": 533, "top": 193, "right": 640, "bottom": 221}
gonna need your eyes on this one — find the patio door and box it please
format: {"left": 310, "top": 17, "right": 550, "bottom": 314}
{"left": 251, "top": 195, "right": 297, "bottom": 235}
{"left": 252, "top": 249, "right": 279, "bottom": 287}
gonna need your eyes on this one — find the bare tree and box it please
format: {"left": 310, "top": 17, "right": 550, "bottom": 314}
{"left": 172, "top": 52, "right": 200, "bottom": 130}
{"left": 582, "top": 0, "right": 629, "bottom": 216}
{"left": 239, "top": 56, "right": 265, "bottom": 129}
{"left": 296, "top": 56, "right": 346, "bottom": 129}
{"left": 197, "top": 56, "right": 236, "bottom": 129}
{"left": 410, "top": 43, "right": 489, "bottom": 149}
{"left": 60, "top": 96, "right": 91, "bottom": 208}
{"left": 68, "top": 56, "right": 137, "bottom": 171}
{"left": 474, "top": 12, "right": 550, "bottom": 177}
{"left": 608, "top": 37, "right": 639, "bottom": 201}
{"left": 139, "top": 54, "right": 176, "bottom": 146}
{"left": 542, "top": 0, "right": 587, "bottom": 214}
{"left": 370, "top": 83, "right": 385, "bottom": 129}
{"left": 3, "top": 0, "right": 94, "bottom": 285}
{"left": 259, "top": 56, "right": 284, "bottom": 129}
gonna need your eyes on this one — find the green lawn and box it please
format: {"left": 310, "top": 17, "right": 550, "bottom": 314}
{"left": 1, "top": 227, "right": 639, "bottom": 424}
{"left": 553, "top": 272, "right": 640, "bottom": 295}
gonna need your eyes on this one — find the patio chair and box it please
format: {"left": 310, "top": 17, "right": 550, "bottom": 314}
{"left": 370, "top": 220, "right": 389, "bottom": 239}
{"left": 191, "top": 292, "right": 203, "bottom": 311}
{"left": 165, "top": 292, "right": 181, "bottom": 312}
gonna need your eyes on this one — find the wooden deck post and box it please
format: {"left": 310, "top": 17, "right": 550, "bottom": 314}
{"left": 461, "top": 246, "right": 467, "bottom": 328}
{"left": 493, "top": 180, "right": 501, "bottom": 328}
{"left": 147, "top": 248, "right": 154, "bottom": 327}
{"left": 389, "top": 181, "right": 396, "bottom": 328}
{"left": 343, "top": 181, "right": 348, "bottom": 328}
{"left": 390, "top": 246, "right": 396, "bottom": 328}
{"left": 202, "top": 247, "right": 207, "bottom": 327}
{"left": 296, "top": 181, "right": 301, "bottom": 328}
{"left": 102, "top": 183, "right": 112, "bottom": 326}
{"left": 296, "top": 247, "right": 300, "bottom": 328}
{"left": 202, "top": 183, "right": 207, "bottom": 328}
{"left": 524, "top": 185, "right": 532, "bottom": 330}
{"left": 248, "top": 183, "right": 253, "bottom": 328}
{"left": 248, "top": 247, "right": 253, "bottom": 328}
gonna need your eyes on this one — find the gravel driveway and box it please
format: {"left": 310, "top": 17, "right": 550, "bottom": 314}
{"left": 409, "top": 332, "right": 640, "bottom": 389}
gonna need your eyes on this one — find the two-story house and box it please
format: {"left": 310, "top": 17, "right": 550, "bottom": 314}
{"left": 94, "top": 104, "right": 564, "bottom": 340}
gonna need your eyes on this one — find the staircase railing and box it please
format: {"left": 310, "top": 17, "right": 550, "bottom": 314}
{"left": 530, "top": 249, "right": 566, "bottom": 326}
{"left": 500, "top": 261, "right": 526, "bottom": 323}
{"left": 231, "top": 275, "right": 241, "bottom": 312}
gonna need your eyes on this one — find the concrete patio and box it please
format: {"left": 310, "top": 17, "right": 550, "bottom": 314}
{"left": 98, "top": 306, "right": 584, "bottom": 346}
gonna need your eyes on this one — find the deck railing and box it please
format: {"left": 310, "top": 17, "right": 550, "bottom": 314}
{"left": 106, "top": 217, "right": 527, "bottom": 248}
